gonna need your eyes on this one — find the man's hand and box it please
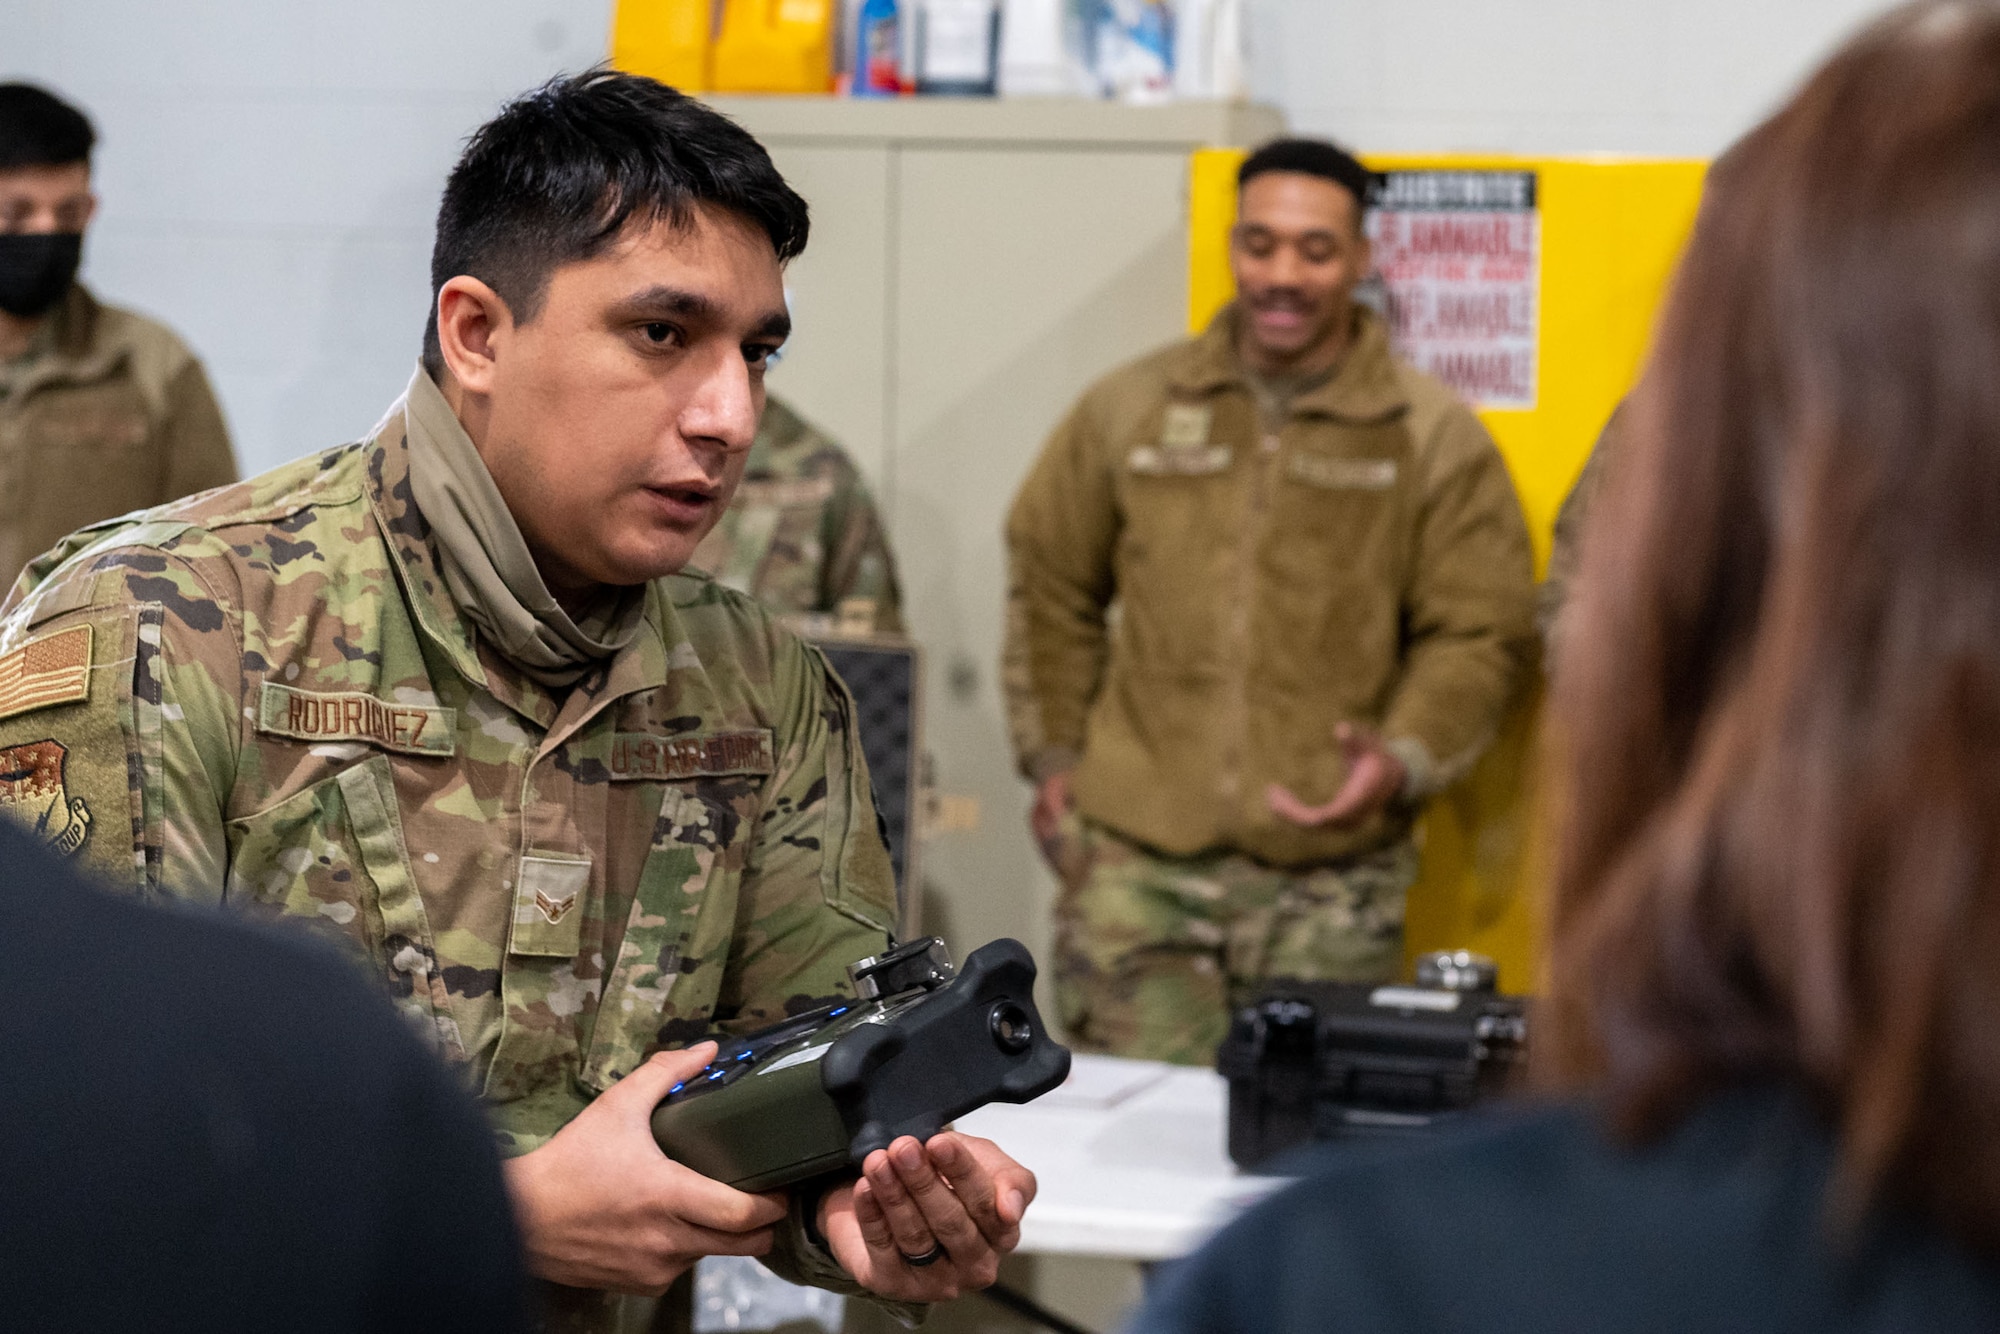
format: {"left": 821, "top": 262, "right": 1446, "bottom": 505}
{"left": 1267, "top": 722, "right": 1408, "bottom": 829}
{"left": 502, "top": 1042, "right": 788, "bottom": 1295}
{"left": 1029, "top": 769, "right": 1075, "bottom": 865}
{"left": 819, "top": 1132, "right": 1036, "bottom": 1302}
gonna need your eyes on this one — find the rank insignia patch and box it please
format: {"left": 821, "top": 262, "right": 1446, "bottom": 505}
{"left": 1160, "top": 403, "right": 1213, "bottom": 449}
{"left": 534, "top": 890, "right": 578, "bottom": 925}
{"left": 511, "top": 853, "right": 591, "bottom": 957}
{"left": 0, "top": 739, "right": 93, "bottom": 857}
{"left": 0, "top": 625, "right": 92, "bottom": 722}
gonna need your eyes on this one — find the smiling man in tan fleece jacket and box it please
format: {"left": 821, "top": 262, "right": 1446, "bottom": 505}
{"left": 1004, "top": 138, "right": 1536, "bottom": 1064}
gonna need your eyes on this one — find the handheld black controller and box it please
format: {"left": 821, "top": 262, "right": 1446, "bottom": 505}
{"left": 649, "top": 937, "right": 1071, "bottom": 1192}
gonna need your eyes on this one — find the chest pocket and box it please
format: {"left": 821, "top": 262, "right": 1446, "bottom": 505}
{"left": 16, "top": 382, "right": 160, "bottom": 528}
{"left": 1270, "top": 449, "right": 1403, "bottom": 568}
{"left": 226, "top": 753, "right": 465, "bottom": 1058}
{"left": 28, "top": 382, "right": 152, "bottom": 454}
{"left": 1116, "top": 440, "right": 1245, "bottom": 676}
{"left": 575, "top": 735, "right": 773, "bottom": 1092}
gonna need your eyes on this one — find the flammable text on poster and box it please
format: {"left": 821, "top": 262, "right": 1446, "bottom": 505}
{"left": 1369, "top": 170, "right": 1540, "bottom": 410}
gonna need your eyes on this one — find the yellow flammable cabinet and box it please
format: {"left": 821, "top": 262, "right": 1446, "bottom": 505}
{"left": 1188, "top": 149, "right": 1708, "bottom": 989}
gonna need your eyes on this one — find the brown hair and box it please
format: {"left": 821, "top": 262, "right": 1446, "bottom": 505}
{"left": 1542, "top": 0, "right": 2000, "bottom": 1253}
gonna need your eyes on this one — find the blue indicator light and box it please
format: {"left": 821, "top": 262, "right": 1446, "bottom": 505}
{"left": 829, "top": 1007, "right": 849, "bottom": 1017}
{"left": 669, "top": 1082, "right": 685, "bottom": 1095}
{"left": 707, "top": 1069, "right": 726, "bottom": 1081}
{"left": 736, "top": 1051, "right": 754, "bottom": 1061}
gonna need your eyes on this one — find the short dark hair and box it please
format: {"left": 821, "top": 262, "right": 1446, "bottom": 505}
{"left": 0, "top": 84, "right": 96, "bottom": 171}
{"left": 423, "top": 70, "right": 810, "bottom": 374}
{"left": 1238, "top": 137, "right": 1378, "bottom": 213}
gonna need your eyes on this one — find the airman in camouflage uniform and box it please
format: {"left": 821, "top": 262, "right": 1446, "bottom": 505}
{"left": 0, "top": 374, "right": 892, "bottom": 1329}
{"left": 691, "top": 395, "right": 902, "bottom": 636}
{"left": 0, "top": 71, "right": 1030, "bottom": 1334}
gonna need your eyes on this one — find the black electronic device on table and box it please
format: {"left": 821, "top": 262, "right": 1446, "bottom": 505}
{"left": 1218, "top": 950, "right": 1529, "bottom": 1172}
{"left": 650, "top": 937, "right": 1070, "bottom": 1192}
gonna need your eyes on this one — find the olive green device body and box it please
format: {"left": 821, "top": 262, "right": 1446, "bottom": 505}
{"left": 649, "top": 938, "right": 1069, "bottom": 1192}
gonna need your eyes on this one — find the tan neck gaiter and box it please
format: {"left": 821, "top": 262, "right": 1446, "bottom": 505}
{"left": 401, "top": 366, "right": 644, "bottom": 689}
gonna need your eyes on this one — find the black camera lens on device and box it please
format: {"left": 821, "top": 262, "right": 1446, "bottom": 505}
{"left": 989, "top": 1000, "right": 1034, "bottom": 1054}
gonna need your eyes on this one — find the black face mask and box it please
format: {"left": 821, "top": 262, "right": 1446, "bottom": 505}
{"left": 0, "top": 233, "right": 83, "bottom": 320}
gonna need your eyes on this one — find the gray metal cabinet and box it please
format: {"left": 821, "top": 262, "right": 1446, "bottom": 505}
{"left": 707, "top": 97, "right": 1284, "bottom": 1008}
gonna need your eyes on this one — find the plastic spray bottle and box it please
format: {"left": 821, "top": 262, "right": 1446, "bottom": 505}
{"left": 854, "top": 0, "right": 905, "bottom": 94}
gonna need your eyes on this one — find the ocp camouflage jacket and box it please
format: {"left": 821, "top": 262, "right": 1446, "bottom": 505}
{"left": 0, "top": 392, "right": 900, "bottom": 1328}
{"left": 691, "top": 395, "right": 903, "bottom": 635}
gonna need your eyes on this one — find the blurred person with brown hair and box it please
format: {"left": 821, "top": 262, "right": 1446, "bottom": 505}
{"left": 0, "top": 83, "right": 236, "bottom": 589}
{"left": 1126, "top": 4, "right": 2000, "bottom": 1329}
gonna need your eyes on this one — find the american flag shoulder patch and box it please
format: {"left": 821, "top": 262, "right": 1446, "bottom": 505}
{"left": 0, "top": 625, "right": 93, "bottom": 723}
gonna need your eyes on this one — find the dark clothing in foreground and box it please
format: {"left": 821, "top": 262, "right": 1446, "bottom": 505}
{"left": 1130, "top": 1087, "right": 2000, "bottom": 1334}
{"left": 0, "top": 819, "right": 529, "bottom": 1332}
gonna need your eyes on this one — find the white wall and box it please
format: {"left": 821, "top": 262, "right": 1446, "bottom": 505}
{"left": 10, "top": 1, "right": 616, "bottom": 476}
{"left": 1245, "top": 0, "right": 1893, "bottom": 157}
{"left": 11, "top": 0, "right": 1897, "bottom": 475}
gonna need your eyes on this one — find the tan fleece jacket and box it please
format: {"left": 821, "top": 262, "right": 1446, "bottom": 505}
{"left": 1003, "top": 304, "right": 1536, "bottom": 868}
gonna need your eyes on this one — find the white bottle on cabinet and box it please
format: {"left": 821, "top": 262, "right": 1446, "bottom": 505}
{"left": 998, "top": 0, "right": 1070, "bottom": 95}
{"left": 1173, "top": 0, "right": 1246, "bottom": 100}
{"left": 914, "top": 0, "right": 1002, "bottom": 94}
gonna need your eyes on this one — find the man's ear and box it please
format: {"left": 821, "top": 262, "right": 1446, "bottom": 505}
{"left": 435, "top": 276, "right": 513, "bottom": 397}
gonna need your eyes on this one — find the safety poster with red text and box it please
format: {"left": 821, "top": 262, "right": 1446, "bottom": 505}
{"left": 1367, "top": 170, "right": 1540, "bottom": 410}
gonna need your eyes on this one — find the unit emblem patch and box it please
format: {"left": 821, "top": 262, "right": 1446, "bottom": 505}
{"left": 0, "top": 739, "right": 92, "bottom": 857}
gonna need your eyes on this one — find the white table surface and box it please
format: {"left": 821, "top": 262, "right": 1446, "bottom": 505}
{"left": 956, "top": 1053, "right": 1291, "bottom": 1261}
